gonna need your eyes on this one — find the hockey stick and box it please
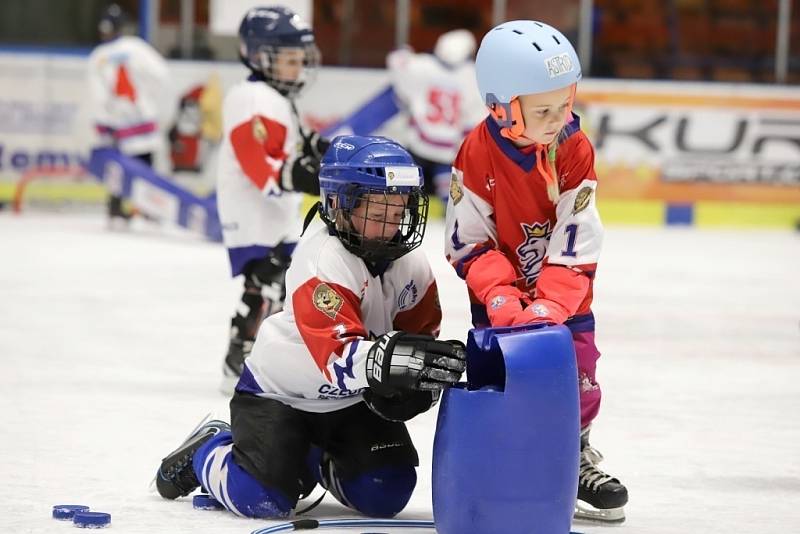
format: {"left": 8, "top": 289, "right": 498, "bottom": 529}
{"left": 251, "top": 518, "right": 585, "bottom": 534}
{"left": 250, "top": 518, "right": 435, "bottom": 533}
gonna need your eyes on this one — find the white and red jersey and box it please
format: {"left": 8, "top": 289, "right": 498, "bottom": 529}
{"left": 445, "top": 115, "right": 603, "bottom": 321}
{"left": 237, "top": 222, "right": 442, "bottom": 413}
{"left": 216, "top": 79, "right": 304, "bottom": 274}
{"left": 87, "top": 36, "right": 169, "bottom": 155}
{"left": 387, "top": 49, "right": 485, "bottom": 164}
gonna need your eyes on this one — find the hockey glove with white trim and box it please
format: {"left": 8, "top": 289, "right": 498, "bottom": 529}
{"left": 365, "top": 331, "right": 466, "bottom": 398}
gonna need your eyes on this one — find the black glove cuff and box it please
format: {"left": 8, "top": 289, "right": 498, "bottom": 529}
{"left": 362, "top": 389, "right": 439, "bottom": 422}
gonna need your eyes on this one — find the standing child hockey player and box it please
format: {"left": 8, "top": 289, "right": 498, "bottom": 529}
{"left": 218, "top": 6, "right": 331, "bottom": 392}
{"left": 386, "top": 29, "right": 485, "bottom": 205}
{"left": 155, "top": 135, "right": 466, "bottom": 519}
{"left": 445, "top": 21, "right": 629, "bottom": 522}
{"left": 87, "top": 3, "right": 169, "bottom": 226}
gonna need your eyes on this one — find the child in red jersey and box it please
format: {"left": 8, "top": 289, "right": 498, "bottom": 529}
{"left": 444, "top": 20, "right": 628, "bottom": 523}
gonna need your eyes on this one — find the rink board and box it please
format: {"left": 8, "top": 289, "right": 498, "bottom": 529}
{"left": 1, "top": 52, "right": 798, "bottom": 228}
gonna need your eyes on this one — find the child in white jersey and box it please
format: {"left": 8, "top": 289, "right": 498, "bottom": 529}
{"left": 87, "top": 3, "right": 169, "bottom": 224}
{"left": 155, "top": 135, "right": 465, "bottom": 519}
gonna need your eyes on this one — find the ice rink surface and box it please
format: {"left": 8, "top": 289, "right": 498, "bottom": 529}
{"left": 2, "top": 212, "right": 798, "bottom": 534}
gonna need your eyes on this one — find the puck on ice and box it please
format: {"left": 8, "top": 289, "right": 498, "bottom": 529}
{"left": 52, "top": 505, "right": 90, "bottom": 520}
{"left": 73, "top": 511, "right": 111, "bottom": 528}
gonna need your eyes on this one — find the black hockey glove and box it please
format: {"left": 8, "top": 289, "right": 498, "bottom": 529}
{"left": 280, "top": 153, "right": 320, "bottom": 195}
{"left": 246, "top": 247, "right": 292, "bottom": 288}
{"left": 365, "top": 331, "right": 466, "bottom": 398}
{"left": 302, "top": 130, "right": 330, "bottom": 160}
{"left": 279, "top": 130, "right": 329, "bottom": 196}
{"left": 363, "top": 388, "right": 441, "bottom": 422}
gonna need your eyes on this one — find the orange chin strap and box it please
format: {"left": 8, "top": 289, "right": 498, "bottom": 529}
{"left": 490, "top": 97, "right": 526, "bottom": 141}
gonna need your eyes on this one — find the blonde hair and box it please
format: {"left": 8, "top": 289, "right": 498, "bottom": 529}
{"left": 535, "top": 126, "right": 568, "bottom": 204}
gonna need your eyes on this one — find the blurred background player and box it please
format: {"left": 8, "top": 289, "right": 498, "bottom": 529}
{"left": 386, "top": 29, "right": 485, "bottom": 206}
{"left": 87, "top": 3, "right": 170, "bottom": 226}
{"left": 445, "top": 21, "right": 628, "bottom": 523}
{"left": 155, "top": 135, "right": 466, "bottom": 519}
{"left": 217, "top": 6, "right": 330, "bottom": 393}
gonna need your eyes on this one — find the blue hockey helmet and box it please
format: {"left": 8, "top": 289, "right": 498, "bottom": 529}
{"left": 476, "top": 21, "right": 581, "bottom": 138}
{"left": 318, "top": 135, "right": 429, "bottom": 263}
{"left": 238, "top": 6, "right": 320, "bottom": 97}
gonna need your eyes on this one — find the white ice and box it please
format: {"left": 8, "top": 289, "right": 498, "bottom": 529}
{"left": 1, "top": 212, "right": 799, "bottom": 534}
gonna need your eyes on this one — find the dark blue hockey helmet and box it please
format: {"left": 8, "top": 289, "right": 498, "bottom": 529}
{"left": 98, "top": 3, "right": 126, "bottom": 40}
{"left": 238, "top": 6, "right": 320, "bottom": 97}
{"left": 319, "top": 135, "right": 429, "bottom": 263}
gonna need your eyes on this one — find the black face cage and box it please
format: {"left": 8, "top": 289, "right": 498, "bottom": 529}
{"left": 246, "top": 43, "right": 321, "bottom": 98}
{"left": 321, "top": 186, "right": 429, "bottom": 264}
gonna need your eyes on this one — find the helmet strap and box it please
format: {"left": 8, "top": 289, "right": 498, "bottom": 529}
{"left": 490, "top": 98, "right": 526, "bottom": 140}
{"left": 502, "top": 98, "right": 526, "bottom": 140}
{"left": 495, "top": 84, "right": 578, "bottom": 141}
{"left": 300, "top": 201, "right": 322, "bottom": 236}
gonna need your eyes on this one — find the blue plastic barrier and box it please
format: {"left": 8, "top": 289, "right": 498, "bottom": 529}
{"left": 432, "top": 324, "right": 580, "bottom": 534}
{"left": 86, "top": 147, "right": 222, "bottom": 242}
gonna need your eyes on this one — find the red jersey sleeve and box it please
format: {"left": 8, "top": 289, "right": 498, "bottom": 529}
{"left": 291, "top": 278, "right": 366, "bottom": 382}
{"left": 229, "top": 114, "right": 287, "bottom": 192}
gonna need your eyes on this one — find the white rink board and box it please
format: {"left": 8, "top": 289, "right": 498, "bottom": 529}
{"left": 2, "top": 51, "right": 799, "bottom": 190}
{"left": 1, "top": 213, "right": 799, "bottom": 533}
{"left": 0, "top": 53, "right": 391, "bottom": 182}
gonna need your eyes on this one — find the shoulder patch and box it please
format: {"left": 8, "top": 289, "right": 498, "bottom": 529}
{"left": 449, "top": 169, "right": 464, "bottom": 205}
{"left": 312, "top": 283, "right": 343, "bottom": 319}
{"left": 573, "top": 186, "right": 593, "bottom": 214}
{"left": 251, "top": 116, "right": 267, "bottom": 143}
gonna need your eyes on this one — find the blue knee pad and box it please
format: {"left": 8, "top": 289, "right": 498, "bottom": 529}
{"left": 334, "top": 466, "right": 417, "bottom": 518}
{"left": 193, "top": 432, "right": 293, "bottom": 518}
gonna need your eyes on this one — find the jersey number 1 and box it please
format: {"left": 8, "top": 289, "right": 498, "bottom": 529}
{"left": 561, "top": 224, "right": 578, "bottom": 257}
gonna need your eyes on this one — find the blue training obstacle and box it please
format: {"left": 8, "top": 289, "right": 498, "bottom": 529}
{"left": 432, "top": 324, "right": 581, "bottom": 534}
{"left": 85, "top": 147, "right": 223, "bottom": 242}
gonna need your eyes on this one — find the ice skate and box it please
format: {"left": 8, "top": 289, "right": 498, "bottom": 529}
{"left": 155, "top": 418, "right": 231, "bottom": 499}
{"left": 574, "top": 426, "right": 628, "bottom": 524}
{"left": 106, "top": 195, "right": 134, "bottom": 231}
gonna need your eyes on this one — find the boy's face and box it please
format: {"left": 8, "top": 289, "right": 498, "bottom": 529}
{"left": 347, "top": 193, "right": 408, "bottom": 241}
{"left": 517, "top": 85, "right": 573, "bottom": 145}
{"left": 272, "top": 47, "right": 306, "bottom": 82}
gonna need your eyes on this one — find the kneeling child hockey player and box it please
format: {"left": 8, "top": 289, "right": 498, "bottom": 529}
{"left": 155, "top": 135, "right": 466, "bottom": 519}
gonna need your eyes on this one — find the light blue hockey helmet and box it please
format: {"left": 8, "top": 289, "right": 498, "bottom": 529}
{"left": 476, "top": 20, "right": 582, "bottom": 106}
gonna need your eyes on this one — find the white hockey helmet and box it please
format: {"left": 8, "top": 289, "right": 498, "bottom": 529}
{"left": 434, "top": 29, "right": 477, "bottom": 67}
